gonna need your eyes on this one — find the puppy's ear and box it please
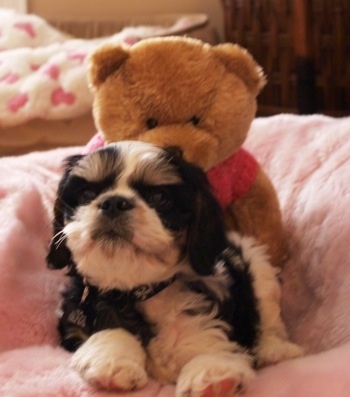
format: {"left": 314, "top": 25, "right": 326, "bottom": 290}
{"left": 46, "top": 155, "right": 83, "bottom": 269}
{"left": 183, "top": 164, "right": 228, "bottom": 275}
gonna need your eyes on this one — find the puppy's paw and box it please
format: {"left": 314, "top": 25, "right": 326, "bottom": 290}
{"left": 73, "top": 356, "right": 148, "bottom": 390}
{"left": 255, "top": 335, "right": 304, "bottom": 367}
{"left": 71, "top": 328, "right": 148, "bottom": 391}
{"left": 176, "top": 352, "right": 255, "bottom": 397}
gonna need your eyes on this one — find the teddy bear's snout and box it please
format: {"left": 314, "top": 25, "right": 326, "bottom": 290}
{"left": 139, "top": 125, "right": 220, "bottom": 170}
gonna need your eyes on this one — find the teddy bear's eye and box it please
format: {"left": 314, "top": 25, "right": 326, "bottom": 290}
{"left": 146, "top": 118, "right": 158, "bottom": 130}
{"left": 189, "top": 116, "right": 200, "bottom": 126}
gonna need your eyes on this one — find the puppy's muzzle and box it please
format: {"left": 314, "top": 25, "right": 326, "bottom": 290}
{"left": 98, "top": 195, "right": 135, "bottom": 220}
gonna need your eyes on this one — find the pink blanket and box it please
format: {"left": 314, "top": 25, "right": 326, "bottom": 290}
{"left": 1, "top": 114, "right": 350, "bottom": 396}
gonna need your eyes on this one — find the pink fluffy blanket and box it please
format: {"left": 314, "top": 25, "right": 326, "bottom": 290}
{"left": 1, "top": 114, "right": 350, "bottom": 397}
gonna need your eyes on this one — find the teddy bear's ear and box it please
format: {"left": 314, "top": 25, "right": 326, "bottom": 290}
{"left": 213, "top": 43, "right": 266, "bottom": 96}
{"left": 88, "top": 44, "right": 130, "bottom": 89}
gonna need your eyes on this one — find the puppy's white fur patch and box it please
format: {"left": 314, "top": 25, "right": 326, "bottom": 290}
{"left": 71, "top": 328, "right": 148, "bottom": 391}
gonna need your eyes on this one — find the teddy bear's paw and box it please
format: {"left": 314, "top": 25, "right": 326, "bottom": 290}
{"left": 71, "top": 328, "right": 148, "bottom": 390}
{"left": 255, "top": 334, "right": 304, "bottom": 367}
{"left": 176, "top": 352, "right": 255, "bottom": 397}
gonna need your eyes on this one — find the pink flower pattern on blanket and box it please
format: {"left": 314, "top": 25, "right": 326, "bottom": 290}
{"left": 30, "top": 64, "right": 40, "bottom": 71}
{"left": 13, "top": 22, "right": 36, "bottom": 38}
{"left": 0, "top": 72, "right": 19, "bottom": 84}
{"left": 41, "top": 64, "right": 60, "bottom": 80}
{"left": 51, "top": 87, "right": 76, "bottom": 106}
{"left": 7, "top": 92, "right": 28, "bottom": 112}
{"left": 67, "top": 52, "right": 87, "bottom": 64}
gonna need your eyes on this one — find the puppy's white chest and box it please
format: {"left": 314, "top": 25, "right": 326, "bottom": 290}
{"left": 138, "top": 280, "right": 230, "bottom": 383}
{"left": 139, "top": 283, "right": 179, "bottom": 326}
{"left": 139, "top": 281, "right": 208, "bottom": 325}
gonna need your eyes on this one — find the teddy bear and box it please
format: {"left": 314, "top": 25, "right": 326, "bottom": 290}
{"left": 84, "top": 36, "right": 288, "bottom": 268}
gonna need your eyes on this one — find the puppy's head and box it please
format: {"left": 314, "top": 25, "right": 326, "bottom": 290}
{"left": 47, "top": 141, "right": 227, "bottom": 290}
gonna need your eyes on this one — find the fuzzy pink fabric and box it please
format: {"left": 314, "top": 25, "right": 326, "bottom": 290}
{"left": 1, "top": 114, "right": 350, "bottom": 396}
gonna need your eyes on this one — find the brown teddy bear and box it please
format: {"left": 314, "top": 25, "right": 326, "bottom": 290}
{"left": 85, "top": 36, "right": 288, "bottom": 268}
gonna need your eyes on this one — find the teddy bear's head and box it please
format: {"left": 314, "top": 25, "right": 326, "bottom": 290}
{"left": 88, "top": 37, "right": 265, "bottom": 170}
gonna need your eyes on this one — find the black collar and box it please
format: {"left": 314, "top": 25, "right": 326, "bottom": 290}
{"left": 80, "top": 274, "right": 178, "bottom": 304}
{"left": 129, "top": 275, "right": 178, "bottom": 301}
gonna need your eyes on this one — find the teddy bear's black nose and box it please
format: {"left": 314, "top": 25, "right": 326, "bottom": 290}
{"left": 98, "top": 196, "right": 135, "bottom": 219}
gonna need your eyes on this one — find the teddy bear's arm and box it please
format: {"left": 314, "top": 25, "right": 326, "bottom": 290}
{"left": 224, "top": 168, "right": 289, "bottom": 268}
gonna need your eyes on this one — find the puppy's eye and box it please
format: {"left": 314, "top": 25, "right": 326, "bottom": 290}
{"left": 146, "top": 118, "right": 158, "bottom": 130}
{"left": 189, "top": 115, "right": 200, "bottom": 126}
{"left": 148, "top": 189, "right": 172, "bottom": 209}
{"left": 80, "top": 190, "right": 97, "bottom": 203}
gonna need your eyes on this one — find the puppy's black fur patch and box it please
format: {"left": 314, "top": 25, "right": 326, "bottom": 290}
{"left": 58, "top": 267, "right": 154, "bottom": 352}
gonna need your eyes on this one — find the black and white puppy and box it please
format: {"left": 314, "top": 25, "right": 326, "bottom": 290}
{"left": 47, "top": 141, "right": 302, "bottom": 396}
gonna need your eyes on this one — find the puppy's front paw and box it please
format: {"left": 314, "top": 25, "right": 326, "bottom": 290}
{"left": 255, "top": 335, "right": 304, "bottom": 367}
{"left": 71, "top": 328, "right": 148, "bottom": 391}
{"left": 73, "top": 356, "right": 148, "bottom": 391}
{"left": 176, "top": 352, "right": 255, "bottom": 397}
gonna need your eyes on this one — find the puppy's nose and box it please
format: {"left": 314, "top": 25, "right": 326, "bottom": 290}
{"left": 98, "top": 196, "right": 135, "bottom": 219}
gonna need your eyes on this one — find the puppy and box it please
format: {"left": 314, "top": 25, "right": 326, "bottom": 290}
{"left": 47, "top": 141, "right": 302, "bottom": 396}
